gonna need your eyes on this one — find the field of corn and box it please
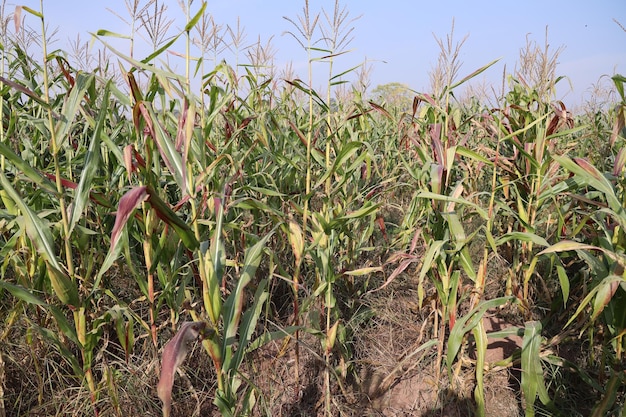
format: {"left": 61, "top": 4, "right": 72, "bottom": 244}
{"left": 1, "top": 1, "right": 625, "bottom": 416}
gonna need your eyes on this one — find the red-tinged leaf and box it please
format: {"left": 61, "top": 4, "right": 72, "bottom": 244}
{"left": 123, "top": 145, "right": 134, "bottom": 177}
{"left": 376, "top": 216, "right": 388, "bottom": 243}
{"left": 591, "top": 280, "right": 619, "bottom": 322}
{"left": 419, "top": 93, "right": 437, "bottom": 107}
{"left": 43, "top": 172, "right": 77, "bottom": 189}
{"left": 0, "top": 76, "right": 49, "bottom": 108}
{"left": 368, "top": 101, "right": 392, "bottom": 120}
{"left": 41, "top": 173, "right": 112, "bottom": 208}
{"left": 574, "top": 157, "right": 605, "bottom": 183}
{"left": 14, "top": 6, "right": 22, "bottom": 32}
{"left": 132, "top": 101, "right": 142, "bottom": 135}
{"left": 174, "top": 100, "right": 188, "bottom": 151}
{"left": 157, "top": 321, "right": 207, "bottom": 417}
{"left": 55, "top": 56, "right": 75, "bottom": 88}
{"left": 369, "top": 256, "right": 417, "bottom": 294}
{"left": 288, "top": 120, "right": 308, "bottom": 147}
{"left": 610, "top": 106, "right": 624, "bottom": 146}
{"left": 127, "top": 72, "right": 143, "bottom": 103}
{"left": 133, "top": 147, "right": 146, "bottom": 168}
{"left": 412, "top": 96, "right": 421, "bottom": 117}
{"left": 110, "top": 186, "right": 149, "bottom": 250}
{"left": 614, "top": 147, "right": 626, "bottom": 177}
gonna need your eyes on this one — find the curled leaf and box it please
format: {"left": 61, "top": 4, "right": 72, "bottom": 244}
{"left": 110, "top": 186, "right": 149, "bottom": 251}
{"left": 157, "top": 321, "right": 207, "bottom": 417}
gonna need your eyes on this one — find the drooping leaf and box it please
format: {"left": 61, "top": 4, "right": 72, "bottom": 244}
{"left": 157, "top": 321, "right": 207, "bottom": 417}
{"left": 0, "top": 280, "right": 46, "bottom": 306}
{"left": 109, "top": 186, "right": 149, "bottom": 251}
{"left": 537, "top": 240, "right": 599, "bottom": 255}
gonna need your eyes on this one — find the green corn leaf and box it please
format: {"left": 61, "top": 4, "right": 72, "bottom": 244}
{"left": 222, "top": 230, "right": 273, "bottom": 367}
{"left": 537, "top": 240, "right": 599, "bottom": 256}
{"left": 203, "top": 202, "right": 225, "bottom": 326}
{"left": 555, "top": 261, "right": 570, "bottom": 307}
{"left": 447, "top": 296, "right": 514, "bottom": 372}
{"left": 553, "top": 155, "right": 621, "bottom": 212}
{"left": 0, "top": 172, "right": 79, "bottom": 306}
{"left": 146, "top": 187, "right": 199, "bottom": 251}
{"left": 497, "top": 232, "right": 550, "bottom": 248}
{"left": 93, "top": 36, "right": 186, "bottom": 82}
{"left": 47, "top": 264, "right": 80, "bottom": 308}
{"left": 472, "top": 320, "right": 488, "bottom": 417}
{"left": 329, "top": 63, "right": 361, "bottom": 81}
{"left": 449, "top": 58, "right": 500, "bottom": 90}
{"left": 591, "top": 277, "right": 620, "bottom": 322}
{"left": 0, "top": 141, "right": 57, "bottom": 195}
{"left": 69, "top": 80, "right": 109, "bottom": 235}
{"left": 416, "top": 191, "right": 489, "bottom": 220}
{"left": 139, "top": 103, "right": 186, "bottom": 193}
{"left": 442, "top": 211, "right": 467, "bottom": 248}
{"left": 230, "top": 278, "right": 269, "bottom": 372}
{"left": 521, "top": 321, "right": 541, "bottom": 417}
{"left": 314, "top": 141, "right": 363, "bottom": 190}
{"left": 245, "top": 326, "right": 302, "bottom": 353}
{"left": 183, "top": 1, "right": 207, "bottom": 32}
{"left": 18, "top": 5, "right": 43, "bottom": 18}
{"left": 0, "top": 280, "right": 46, "bottom": 306}
{"left": 458, "top": 246, "right": 477, "bottom": 282}
{"left": 455, "top": 146, "right": 493, "bottom": 165}
{"left": 591, "top": 371, "right": 621, "bottom": 417}
{"left": 521, "top": 321, "right": 555, "bottom": 416}
{"left": 54, "top": 73, "right": 95, "bottom": 150}
{"left": 417, "top": 240, "right": 447, "bottom": 307}
{"left": 95, "top": 29, "right": 131, "bottom": 39}
{"left": 35, "top": 326, "right": 83, "bottom": 377}
{"left": 49, "top": 305, "right": 80, "bottom": 345}
{"left": 565, "top": 275, "right": 623, "bottom": 328}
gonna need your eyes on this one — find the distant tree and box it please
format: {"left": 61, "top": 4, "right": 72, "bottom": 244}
{"left": 371, "top": 82, "right": 413, "bottom": 111}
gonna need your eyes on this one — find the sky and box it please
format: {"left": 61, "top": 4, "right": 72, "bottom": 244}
{"left": 11, "top": 0, "right": 626, "bottom": 107}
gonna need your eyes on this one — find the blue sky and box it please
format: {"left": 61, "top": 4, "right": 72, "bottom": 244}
{"left": 16, "top": 0, "right": 626, "bottom": 106}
